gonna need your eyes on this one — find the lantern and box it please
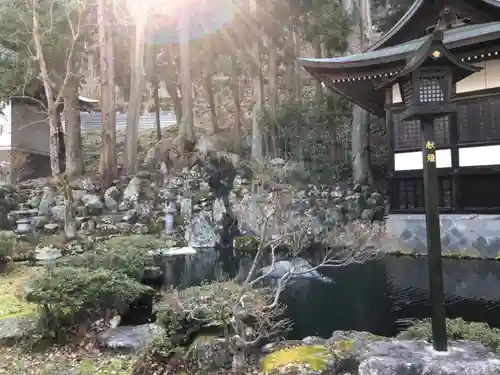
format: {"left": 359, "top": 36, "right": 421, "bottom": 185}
{"left": 383, "top": 30, "right": 481, "bottom": 121}
{"left": 378, "top": 29, "right": 482, "bottom": 352}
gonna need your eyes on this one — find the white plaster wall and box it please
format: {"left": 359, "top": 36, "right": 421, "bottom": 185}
{"left": 0, "top": 101, "right": 12, "bottom": 149}
{"left": 11, "top": 103, "right": 50, "bottom": 155}
{"left": 394, "top": 149, "right": 452, "bottom": 171}
{"left": 391, "top": 59, "right": 500, "bottom": 103}
{"left": 394, "top": 145, "right": 500, "bottom": 170}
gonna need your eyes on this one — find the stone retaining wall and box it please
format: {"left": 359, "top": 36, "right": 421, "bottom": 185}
{"left": 386, "top": 214, "right": 500, "bottom": 258}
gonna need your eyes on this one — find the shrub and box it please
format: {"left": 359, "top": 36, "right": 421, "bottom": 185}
{"left": 156, "top": 281, "right": 288, "bottom": 347}
{"left": 398, "top": 318, "right": 500, "bottom": 352}
{"left": 0, "top": 231, "right": 14, "bottom": 263}
{"left": 103, "top": 234, "right": 167, "bottom": 251}
{"left": 25, "top": 266, "right": 152, "bottom": 337}
{"left": 60, "top": 246, "right": 153, "bottom": 281}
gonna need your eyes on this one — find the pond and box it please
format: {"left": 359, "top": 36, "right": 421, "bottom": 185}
{"left": 144, "top": 242, "right": 500, "bottom": 339}
{"left": 282, "top": 255, "right": 500, "bottom": 339}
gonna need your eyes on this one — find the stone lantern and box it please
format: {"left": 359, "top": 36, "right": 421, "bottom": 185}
{"left": 377, "top": 29, "right": 482, "bottom": 351}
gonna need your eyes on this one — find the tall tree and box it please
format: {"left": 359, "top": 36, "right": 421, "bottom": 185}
{"left": 31, "top": 0, "right": 88, "bottom": 177}
{"left": 124, "top": 2, "right": 152, "bottom": 175}
{"left": 249, "top": 0, "right": 263, "bottom": 163}
{"left": 63, "top": 75, "right": 84, "bottom": 178}
{"left": 97, "top": 0, "right": 117, "bottom": 184}
{"left": 178, "top": 9, "right": 194, "bottom": 145}
{"left": 343, "top": 0, "right": 373, "bottom": 185}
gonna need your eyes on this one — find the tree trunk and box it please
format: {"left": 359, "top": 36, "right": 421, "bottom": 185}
{"left": 268, "top": 36, "right": 278, "bottom": 157}
{"left": 351, "top": 105, "right": 372, "bottom": 184}
{"left": 250, "top": 0, "right": 263, "bottom": 163}
{"left": 293, "top": 24, "right": 301, "bottom": 100}
{"left": 204, "top": 74, "right": 218, "bottom": 134}
{"left": 230, "top": 54, "right": 241, "bottom": 155}
{"left": 285, "top": 25, "right": 295, "bottom": 100}
{"left": 313, "top": 36, "right": 323, "bottom": 105}
{"left": 179, "top": 10, "right": 194, "bottom": 143}
{"left": 344, "top": 0, "right": 372, "bottom": 185}
{"left": 32, "top": 0, "right": 59, "bottom": 176}
{"left": 124, "top": 16, "right": 149, "bottom": 175}
{"left": 153, "top": 75, "right": 161, "bottom": 141}
{"left": 63, "top": 77, "right": 84, "bottom": 178}
{"left": 164, "top": 48, "right": 182, "bottom": 126}
{"left": 98, "top": 0, "right": 117, "bottom": 185}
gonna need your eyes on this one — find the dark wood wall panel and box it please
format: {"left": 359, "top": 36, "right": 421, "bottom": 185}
{"left": 457, "top": 96, "right": 500, "bottom": 143}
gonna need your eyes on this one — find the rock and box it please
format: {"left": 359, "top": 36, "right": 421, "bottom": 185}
{"left": 357, "top": 339, "right": 500, "bottom": 375}
{"left": 43, "top": 223, "right": 59, "bottom": 234}
{"left": 0, "top": 316, "right": 36, "bottom": 344}
{"left": 123, "top": 177, "right": 142, "bottom": 202}
{"left": 35, "top": 245, "right": 62, "bottom": 263}
{"left": 71, "top": 189, "right": 86, "bottom": 202}
{"left": 81, "top": 194, "right": 104, "bottom": 215}
{"left": 185, "top": 212, "right": 217, "bottom": 248}
{"left": 32, "top": 215, "right": 49, "bottom": 229}
{"left": 104, "top": 186, "right": 122, "bottom": 203}
{"left": 27, "top": 197, "right": 41, "bottom": 209}
{"left": 104, "top": 197, "right": 118, "bottom": 211}
{"left": 261, "top": 345, "right": 333, "bottom": 374}
{"left": 186, "top": 334, "right": 232, "bottom": 370}
{"left": 98, "top": 323, "right": 163, "bottom": 353}
{"left": 51, "top": 205, "right": 66, "bottom": 221}
{"left": 38, "top": 187, "right": 56, "bottom": 215}
{"left": 261, "top": 258, "right": 334, "bottom": 284}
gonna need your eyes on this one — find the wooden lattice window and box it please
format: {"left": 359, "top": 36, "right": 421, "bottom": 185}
{"left": 460, "top": 174, "right": 500, "bottom": 208}
{"left": 393, "top": 113, "right": 450, "bottom": 150}
{"left": 393, "top": 177, "right": 452, "bottom": 210}
{"left": 457, "top": 97, "right": 500, "bottom": 143}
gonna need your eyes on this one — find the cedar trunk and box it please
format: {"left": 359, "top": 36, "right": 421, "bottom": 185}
{"left": 63, "top": 79, "right": 84, "bottom": 178}
{"left": 98, "top": 0, "right": 117, "bottom": 185}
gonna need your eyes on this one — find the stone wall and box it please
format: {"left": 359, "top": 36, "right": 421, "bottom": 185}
{"left": 386, "top": 214, "right": 500, "bottom": 258}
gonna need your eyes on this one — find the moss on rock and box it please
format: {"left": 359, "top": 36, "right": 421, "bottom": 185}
{"left": 261, "top": 345, "right": 332, "bottom": 373}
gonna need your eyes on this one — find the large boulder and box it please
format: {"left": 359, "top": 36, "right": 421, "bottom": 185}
{"left": 261, "top": 331, "right": 500, "bottom": 375}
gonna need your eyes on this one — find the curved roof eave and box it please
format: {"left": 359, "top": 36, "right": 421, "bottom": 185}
{"left": 368, "top": 0, "right": 500, "bottom": 51}
{"left": 299, "top": 22, "right": 500, "bottom": 72}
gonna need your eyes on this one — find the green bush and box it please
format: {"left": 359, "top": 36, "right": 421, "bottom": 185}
{"left": 0, "top": 231, "right": 14, "bottom": 263}
{"left": 58, "top": 234, "right": 162, "bottom": 280}
{"left": 398, "top": 318, "right": 500, "bottom": 352}
{"left": 61, "top": 246, "right": 153, "bottom": 281}
{"left": 25, "top": 266, "right": 152, "bottom": 337}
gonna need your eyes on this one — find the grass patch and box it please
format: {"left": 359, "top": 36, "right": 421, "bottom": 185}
{"left": 0, "top": 265, "right": 38, "bottom": 319}
{"left": 0, "top": 346, "right": 135, "bottom": 375}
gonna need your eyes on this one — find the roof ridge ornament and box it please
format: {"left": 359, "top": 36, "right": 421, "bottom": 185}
{"left": 425, "top": 7, "right": 471, "bottom": 35}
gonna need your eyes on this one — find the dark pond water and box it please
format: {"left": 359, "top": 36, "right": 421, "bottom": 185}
{"left": 135, "top": 236, "right": 500, "bottom": 339}
{"left": 282, "top": 255, "right": 500, "bottom": 339}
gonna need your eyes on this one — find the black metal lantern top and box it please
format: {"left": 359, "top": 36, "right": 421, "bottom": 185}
{"left": 378, "top": 29, "right": 482, "bottom": 121}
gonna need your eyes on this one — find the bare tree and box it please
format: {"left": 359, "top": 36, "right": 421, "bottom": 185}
{"left": 162, "top": 187, "right": 384, "bottom": 372}
{"left": 31, "top": 0, "right": 86, "bottom": 176}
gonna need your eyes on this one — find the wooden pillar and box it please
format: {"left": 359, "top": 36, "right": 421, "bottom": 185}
{"left": 449, "top": 112, "right": 460, "bottom": 210}
{"left": 421, "top": 115, "right": 447, "bottom": 351}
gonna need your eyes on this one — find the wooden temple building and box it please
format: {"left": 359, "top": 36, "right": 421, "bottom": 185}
{"left": 300, "top": 0, "right": 500, "bottom": 255}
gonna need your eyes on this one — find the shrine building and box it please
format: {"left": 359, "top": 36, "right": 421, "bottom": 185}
{"left": 299, "top": 0, "right": 500, "bottom": 256}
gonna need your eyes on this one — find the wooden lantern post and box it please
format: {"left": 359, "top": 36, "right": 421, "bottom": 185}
{"left": 377, "top": 29, "right": 482, "bottom": 351}
{"left": 421, "top": 115, "right": 447, "bottom": 351}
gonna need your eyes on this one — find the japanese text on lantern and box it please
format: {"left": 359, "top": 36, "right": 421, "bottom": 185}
{"left": 426, "top": 141, "right": 436, "bottom": 163}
